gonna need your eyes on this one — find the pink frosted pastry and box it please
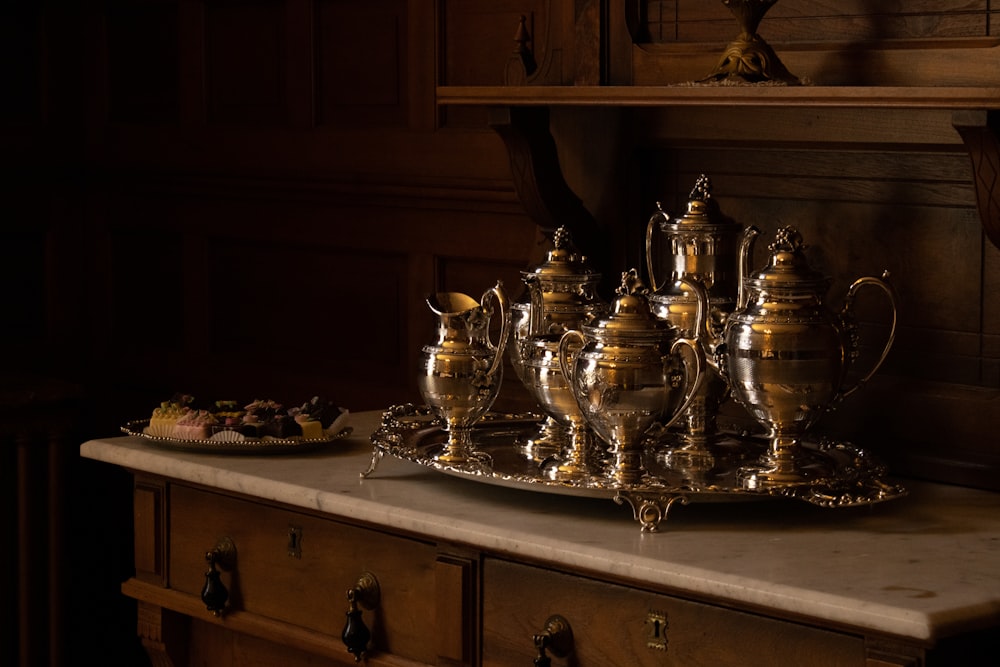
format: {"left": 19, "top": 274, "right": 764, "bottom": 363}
{"left": 173, "top": 409, "right": 218, "bottom": 440}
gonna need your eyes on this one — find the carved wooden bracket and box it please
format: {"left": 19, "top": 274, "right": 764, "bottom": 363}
{"left": 953, "top": 111, "right": 1000, "bottom": 250}
{"left": 487, "top": 105, "right": 607, "bottom": 269}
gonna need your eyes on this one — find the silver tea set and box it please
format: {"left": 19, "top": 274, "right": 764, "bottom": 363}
{"left": 367, "top": 175, "right": 906, "bottom": 529}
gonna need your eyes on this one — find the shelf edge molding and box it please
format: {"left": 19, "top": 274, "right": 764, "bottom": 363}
{"left": 438, "top": 85, "right": 1000, "bottom": 110}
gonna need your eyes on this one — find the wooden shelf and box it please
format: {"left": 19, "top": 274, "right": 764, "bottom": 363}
{"left": 437, "top": 85, "right": 1000, "bottom": 109}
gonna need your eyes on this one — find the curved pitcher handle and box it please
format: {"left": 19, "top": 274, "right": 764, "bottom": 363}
{"left": 676, "top": 277, "right": 713, "bottom": 343}
{"left": 645, "top": 212, "right": 663, "bottom": 293}
{"left": 557, "top": 329, "right": 586, "bottom": 407}
{"left": 661, "top": 336, "right": 706, "bottom": 429}
{"left": 838, "top": 270, "right": 897, "bottom": 401}
{"left": 480, "top": 281, "right": 512, "bottom": 380}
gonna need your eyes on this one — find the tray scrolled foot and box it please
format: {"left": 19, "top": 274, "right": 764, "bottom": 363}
{"left": 360, "top": 445, "right": 385, "bottom": 478}
{"left": 615, "top": 491, "right": 690, "bottom": 532}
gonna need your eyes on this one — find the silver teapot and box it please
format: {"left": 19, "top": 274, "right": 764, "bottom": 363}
{"left": 559, "top": 269, "right": 705, "bottom": 485}
{"left": 418, "top": 281, "right": 511, "bottom": 466}
{"left": 716, "top": 226, "right": 898, "bottom": 489}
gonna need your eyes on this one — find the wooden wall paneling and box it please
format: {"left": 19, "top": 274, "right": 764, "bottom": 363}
{"left": 2, "top": 225, "right": 48, "bottom": 373}
{"left": 205, "top": 0, "right": 286, "bottom": 124}
{"left": 315, "top": 0, "right": 407, "bottom": 127}
{"left": 407, "top": 0, "right": 436, "bottom": 130}
{"left": 636, "top": 107, "right": 968, "bottom": 149}
{"left": 441, "top": 0, "right": 559, "bottom": 86}
{"left": 284, "top": 0, "right": 314, "bottom": 129}
{"left": 179, "top": 0, "right": 208, "bottom": 124}
{"left": 631, "top": 39, "right": 1000, "bottom": 87}
{"left": 644, "top": 1, "right": 993, "bottom": 43}
{"left": 105, "top": 0, "right": 180, "bottom": 123}
{"left": 983, "top": 242, "right": 1000, "bottom": 386}
{"left": 0, "top": 1, "right": 42, "bottom": 123}
{"left": 629, "top": 2, "right": 1000, "bottom": 86}
{"left": 96, "top": 180, "right": 538, "bottom": 412}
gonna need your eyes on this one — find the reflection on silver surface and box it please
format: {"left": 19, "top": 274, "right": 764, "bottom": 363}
{"left": 417, "top": 282, "right": 510, "bottom": 468}
{"left": 363, "top": 405, "right": 907, "bottom": 532}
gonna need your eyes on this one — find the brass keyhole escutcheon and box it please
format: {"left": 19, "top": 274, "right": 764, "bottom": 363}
{"left": 288, "top": 525, "right": 302, "bottom": 558}
{"left": 645, "top": 610, "right": 668, "bottom": 651}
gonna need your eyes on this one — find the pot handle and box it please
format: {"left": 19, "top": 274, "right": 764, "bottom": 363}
{"left": 677, "top": 277, "right": 713, "bottom": 343}
{"left": 557, "top": 330, "right": 586, "bottom": 408}
{"left": 645, "top": 209, "right": 663, "bottom": 293}
{"left": 838, "top": 270, "right": 898, "bottom": 401}
{"left": 481, "top": 281, "right": 512, "bottom": 380}
{"left": 661, "top": 336, "right": 706, "bottom": 429}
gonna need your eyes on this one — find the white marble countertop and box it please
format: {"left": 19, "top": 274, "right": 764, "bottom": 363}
{"left": 81, "top": 410, "right": 1000, "bottom": 644}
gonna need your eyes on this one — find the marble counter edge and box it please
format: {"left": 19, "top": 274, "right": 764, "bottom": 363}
{"left": 79, "top": 434, "right": 975, "bottom": 642}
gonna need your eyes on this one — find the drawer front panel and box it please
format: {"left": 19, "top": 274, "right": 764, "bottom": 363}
{"left": 169, "top": 484, "right": 438, "bottom": 663}
{"left": 483, "top": 558, "right": 865, "bottom": 667}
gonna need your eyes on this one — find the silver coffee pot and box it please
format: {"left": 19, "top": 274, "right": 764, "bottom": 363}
{"left": 646, "top": 175, "right": 744, "bottom": 457}
{"left": 715, "top": 226, "right": 898, "bottom": 490}
{"left": 559, "top": 269, "right": 705, "bottom": 486}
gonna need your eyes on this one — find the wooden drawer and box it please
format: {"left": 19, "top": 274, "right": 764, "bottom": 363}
{"left": 482, "top": 558, "right": 866, "bottom": 667}
{"left": 166, "top": 484, "right": 439, "bottom": 664}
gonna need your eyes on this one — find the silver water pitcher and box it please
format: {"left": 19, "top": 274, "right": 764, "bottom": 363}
{"left": 559, "top": 270, "right": 705, "bottom": 486}
{"left": 418, "top": 281, "right": 511, "bottom": 466}
{"left": 717, "top": 226, "right": 898, "bottom": 490}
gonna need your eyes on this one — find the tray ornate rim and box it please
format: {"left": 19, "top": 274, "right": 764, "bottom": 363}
{"left": 121, "top": 418, "right": 353, "bottom": 454}
{"left": 363, "top": 404, "right": 907, "bottom": 531}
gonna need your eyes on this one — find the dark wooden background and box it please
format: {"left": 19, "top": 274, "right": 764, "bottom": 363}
{"left": 3, "top": 1, "right": 999, "bottom": 665}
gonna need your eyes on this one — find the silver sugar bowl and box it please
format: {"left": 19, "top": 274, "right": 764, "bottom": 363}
{"left": 559, "top": 269, "right": 705, "bottom": 486}
{"left": 519, "top": 333, "right": 601, "bottom": 480}
{"left": 510, "top": 226, "right": 607, "bottom": 466}
{"left": 717, "top": 226, "right": 898, "bottom": 490}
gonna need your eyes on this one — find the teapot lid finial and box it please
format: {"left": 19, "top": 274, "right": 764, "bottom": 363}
{"left": 769, "top": 226, "right": 804, "bottom": 254}
{"left": 689, "top": 173, "right": 712, "bottom": 202}
{"left": 654, "top": 174, "right": 737, "bottom": 227}
{"left": 616, "top": 268, "right": 648, "bottom": 298}
{"left": 523, "top": 225, "right": 598, "bottom": 280}
{"left": 749, "top": 225, "right": 829, "bottom": 289}
{"left": 585, "top": 268, "right": 670, "bottom": 337}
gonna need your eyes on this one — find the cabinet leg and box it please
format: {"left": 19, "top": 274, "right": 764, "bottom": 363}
{"left": 137, "top": 601, "right": 189, "bottom": 667}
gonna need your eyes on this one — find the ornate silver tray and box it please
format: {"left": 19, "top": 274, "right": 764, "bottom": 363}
{"left": 121, "top": 419, "right": 353, "bottom": 455}
{"left": 363, "top": 404, "right": 906, "bottom": 531}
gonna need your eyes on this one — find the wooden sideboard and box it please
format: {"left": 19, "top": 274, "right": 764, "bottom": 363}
{"left": 81, "top": 411, "right": 1000, "bottom": 667}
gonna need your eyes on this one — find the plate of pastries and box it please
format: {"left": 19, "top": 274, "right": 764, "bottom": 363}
{"left": 121, "top": 394, "right": 351, "bottom": 454}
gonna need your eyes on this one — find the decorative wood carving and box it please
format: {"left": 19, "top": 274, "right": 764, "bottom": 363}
{"left": 504, "top": 15, "right": 537, "bottom": 84}
{"left": 136, "top": 602, "right": 188, "bottom": 667}
{"left": 504, "top": 3, "right": 604, "bottom": 86}
{"left": 487, "top": 105, "right": 605, "bottom": 266}
{"left": 502, "top": 12, "right": 564, "bottom": 86}
{"left": 953, "top": 111, "right": 1000, "bottom": 250}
